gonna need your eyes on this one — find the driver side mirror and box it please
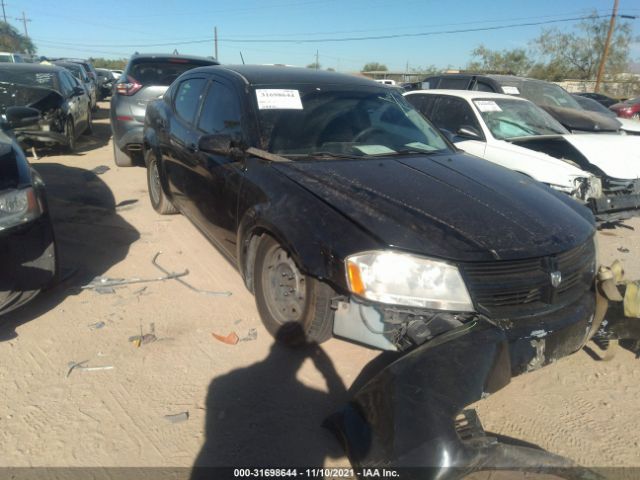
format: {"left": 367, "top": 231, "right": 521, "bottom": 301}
{"left": 456, "top": 125, "right": 482, "bottom": 140}
{"left": 198, "top": 134, "right": 245, "bottom": 156}
{"left": 3, "top": 106, "right": 40, "bottom": 129}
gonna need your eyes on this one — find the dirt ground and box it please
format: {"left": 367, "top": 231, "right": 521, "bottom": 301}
{"left": 0, "top": 103, "right": 639, "bottom": 472}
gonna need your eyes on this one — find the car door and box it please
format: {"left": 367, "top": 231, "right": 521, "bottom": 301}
{"left": 163, "top": 76, "right": 207, "bottom": 212}
{"left": 190, "top": 77, "right": 247, "bottom": 256}
{"left": 59, "top": 71, "right": 86, "bottom": 132}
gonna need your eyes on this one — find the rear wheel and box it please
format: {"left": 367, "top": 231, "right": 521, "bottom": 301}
{"left": 146, "top": 151, "right": 177, "bottom": 215}
{"left": 254, "top": 235, "right": 335, "bottom": 345}
{"left": 64, "top": 118, "right": 76, "bottom": 153}
{"left": 83, "top": 108, "right": 92, "bottom": 135}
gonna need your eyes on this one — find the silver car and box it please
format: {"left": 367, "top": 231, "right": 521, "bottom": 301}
{"left": 110, "top": 53, "right": 218, "bottom": 167}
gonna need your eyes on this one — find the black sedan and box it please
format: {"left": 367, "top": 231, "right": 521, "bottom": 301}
{"left": 0, "top": 63, "right": 92, "bottom": 152}
{"left": 0, "top": 107, "right": 57, "bottom": 315}
{"left": 143, "top": 65, "right": 598, "bottom": 362}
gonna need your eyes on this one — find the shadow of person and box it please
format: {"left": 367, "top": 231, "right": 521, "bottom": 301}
{"left": 191, "top": 324, "right": 348, "bottom": 478}
{"left": 0, "top": 162, "right": 140, "bottom": 341}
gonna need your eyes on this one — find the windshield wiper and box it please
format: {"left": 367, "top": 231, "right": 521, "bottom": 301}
{"left": 296, "top": 151, "right": 358, "bottom": 159}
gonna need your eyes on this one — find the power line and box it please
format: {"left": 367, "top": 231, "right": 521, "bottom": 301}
{"left": 33, "top": 13, "right": 618, "bottom": 49}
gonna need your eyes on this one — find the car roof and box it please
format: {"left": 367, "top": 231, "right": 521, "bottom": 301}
{"left": 426, "top": 73, "right": 560, "bottom": 87}
{"left": 129, "top": 53, "right": 218, "bottom": 64}
{"left": 0, "top": 63, "right": 64, "bottom": 74}
{"left": 405, "top": 89, "right": 529, "bottom": 102}
{"left": 188, "top": 64, "right": 380, "bottom": 87}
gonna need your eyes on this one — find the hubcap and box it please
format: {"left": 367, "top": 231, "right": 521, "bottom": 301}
{"left": 149, "top": 161, "right": 161, "bottom": 204}
{"left": 262, "top": 246, "right": 306, "bottom": 325}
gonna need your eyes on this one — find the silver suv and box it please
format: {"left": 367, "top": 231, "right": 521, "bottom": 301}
{"left": 110, "top": 53, "right": 218, "bottom": 166}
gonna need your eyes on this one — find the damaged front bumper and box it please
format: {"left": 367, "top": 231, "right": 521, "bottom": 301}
{"left": 328, "top": 268, "right": 639, "bottom": 477}
{"left": 333, "top": 293, "right": 598, "bottom": 376}
{"left": 590, "top": 193, "right": 640, "bottom": 220}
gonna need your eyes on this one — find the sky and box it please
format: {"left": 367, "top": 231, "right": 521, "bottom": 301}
{"left": 8, "top": 0, "right": 640, "bottom": 72}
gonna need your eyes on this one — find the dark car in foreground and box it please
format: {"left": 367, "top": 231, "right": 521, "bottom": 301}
{"left": 110, "top": 53, "right": 219, "bottom": 167}
{"left": 0, "top": 106, "right": 57, "bottom": 315}
{"left": 420, "top": 73, "right": 622, "bottom": 134}
{"left": 0, "top": 64, "right": 92, "bottom": 152}
{"left": 144, "top": 65, "right": 598, "bottom": 355}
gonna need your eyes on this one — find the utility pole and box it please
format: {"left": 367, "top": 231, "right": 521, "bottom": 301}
{"left": 16, "top": 11, "right": 31, "bottom": 38}
{"left": 1, "top": 1, "right": 7, "bottom": 23}
{"left": 214, "top": 26, "right": 218, "bottom": 60}
{"left": 315, "top": 50, "right": 319, "bottom": 70}
{"left": 594, "top": 0, "right": 619, "bottom": 93}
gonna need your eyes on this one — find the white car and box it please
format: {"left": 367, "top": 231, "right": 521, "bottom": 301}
{"left": 404, "top": 89, "right": 640, "bottom": 221}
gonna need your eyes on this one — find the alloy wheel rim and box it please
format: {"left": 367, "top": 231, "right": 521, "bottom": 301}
{"left": 262, "top": 246, "right": 306, "bottom": 325}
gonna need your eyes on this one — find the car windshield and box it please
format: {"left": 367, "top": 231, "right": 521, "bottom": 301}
{"left": 573, "top": 95, "right": 615, "bottom": 116}
{"left": 473, "top": 98, "right": 568, "bottom": 139}
{"left": 623, "top": 97, "right": 640, "bottom": 105}
{"left": 255, "top": 85, "right": 450, "bottom": 158}
{"left": 0, "top": 55, "right": 12, "bottom": 63}
{"left": 508, "top": 81, "right": 583, "bottom": 110}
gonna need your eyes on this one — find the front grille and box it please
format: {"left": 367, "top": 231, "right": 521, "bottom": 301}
{"left": 460, "top": 240, "right": 595, "bottom": 318}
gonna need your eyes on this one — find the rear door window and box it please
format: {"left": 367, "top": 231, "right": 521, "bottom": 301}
{"left": 173, "top": 78, "right": 206, "bottom": 124}
{"left": 129, "top": 60, "right": 213, "bottom": 87}
{"left": 197, "top": 81, "right": 243, "bottom": 138}
{"left": 405, "top": 94, "right": 437, "bottom": 118}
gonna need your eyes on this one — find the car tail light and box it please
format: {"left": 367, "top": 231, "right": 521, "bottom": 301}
{"left": 116, "top": 76, "right": 143, "bottom": 96}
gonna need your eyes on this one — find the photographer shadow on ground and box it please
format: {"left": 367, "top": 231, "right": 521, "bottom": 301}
{"left": 191, "top": 324, "right": 349, "bottom": 477}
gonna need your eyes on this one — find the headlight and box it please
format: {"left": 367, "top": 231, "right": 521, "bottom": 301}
{"left": 0, "top": 187, "right": 41, "bottom": 231}
{"left": 345, "top": 251, "right": 474, "bottom": 311}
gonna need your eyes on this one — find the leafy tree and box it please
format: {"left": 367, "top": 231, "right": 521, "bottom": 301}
{"left": 531, "top": 12, "right": 634, "bottom": 80}
{"left": 362, "top": 62, "right": 388, "bottom": 72}
{"left": 88, "top": 57, "right": 128, "bottom": 69}
{"left": 0, "top": 22, "right": 36, "bottom": 54}
{"left": 467, "top": 45, "right": 532, "bottom": 75}
{"left": 306, "top": 62, "right": 321, "bottom": 69}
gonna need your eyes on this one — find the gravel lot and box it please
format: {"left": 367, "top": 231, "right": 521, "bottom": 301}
{"left": 1, "top": 103, "right": 639, "bottom": 471}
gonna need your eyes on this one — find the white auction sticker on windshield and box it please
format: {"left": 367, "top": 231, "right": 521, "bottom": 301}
{"left": 256, "top": 89, "right": 303, "bottom": 110}
{"left": 474, "top": 100, "right": 502, "bottom": 112}
{"left": 502, "top": 86, "right": 520, "bottom": 95}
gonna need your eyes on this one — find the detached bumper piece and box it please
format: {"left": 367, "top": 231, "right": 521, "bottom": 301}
{"left": 327, "top": 322, "right": 602, "bottom": 479}
{"left": 590, "top": 193, "right": 640, "bottom": 220}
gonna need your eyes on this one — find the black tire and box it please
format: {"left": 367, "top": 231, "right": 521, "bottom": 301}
{"left": 83, "top": 108, "right": 92, "bottom": 135}
{"left": 146, "top": 150, "right": 177, "bottom": 215}
{"left": 64, "top": 118, "right": 76, "bottom": 153}
{"left": 254, "top": 235, "right": 335, "bottom": 345}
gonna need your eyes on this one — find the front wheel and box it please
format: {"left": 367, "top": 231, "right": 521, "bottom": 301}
{"left": 146, "top": 151, "right": 177, "bottom": 215}
{"left": 254, "top": 235, "right": 335, "bottom": 345}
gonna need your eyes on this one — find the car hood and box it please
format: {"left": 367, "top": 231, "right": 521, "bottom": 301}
{"left": 491, "top": 139, "right": 593, "bottom": 184}
{"left": 540, "top": 105, "right": 621, "bottom": 132}
{"left": 561, "top": 134, "right": 640, "bottom": 179}
{"left": 0, "top": 82, "right": 63, "bottom": 114}
{"left": 274, "top": 152, "right": 594, "bottom": 262}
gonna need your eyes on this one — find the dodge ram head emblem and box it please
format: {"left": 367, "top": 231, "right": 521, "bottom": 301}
{"left": 550, "top": 271, "right": 562, "bottom": 288}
